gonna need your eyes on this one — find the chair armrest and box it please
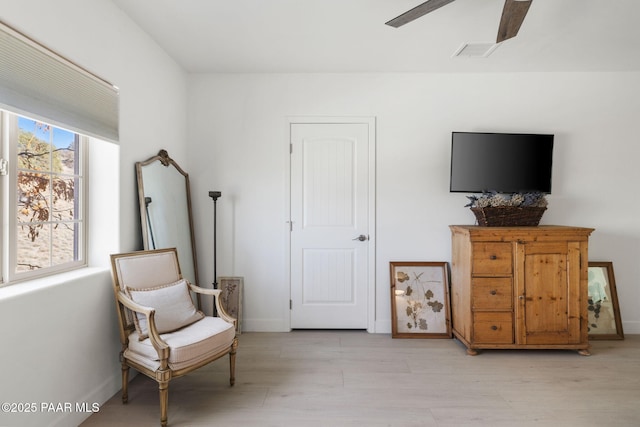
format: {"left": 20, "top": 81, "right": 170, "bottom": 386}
{"left": 189, "top": 284, "right": 238, "bottom": 328}
{"left": 116, "top": 292, "right": 169, "bottom": 358}
{"left": 117, "top": 290, "right": 153, "bottom": 315}
{"left": 189, "top": 284, "right": 220, "bottom": 297}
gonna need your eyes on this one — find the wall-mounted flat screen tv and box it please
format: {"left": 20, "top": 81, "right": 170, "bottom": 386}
{"left": 450, "top": 132, "right": 554, "bottom": 194}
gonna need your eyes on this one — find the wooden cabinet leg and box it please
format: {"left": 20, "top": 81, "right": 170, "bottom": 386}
{"left": 466, "top": 348, "right": 479, "bottom": 356}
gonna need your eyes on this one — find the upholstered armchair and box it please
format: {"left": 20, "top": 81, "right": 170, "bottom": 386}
{"left": 110, "top": 248, "right": 238, "bottom": 427}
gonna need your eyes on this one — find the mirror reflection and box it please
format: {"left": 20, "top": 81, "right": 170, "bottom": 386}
{"left": 136, "top": 150, "right": 198, "bottom": 287}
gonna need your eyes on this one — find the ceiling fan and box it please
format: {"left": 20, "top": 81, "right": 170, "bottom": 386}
{"left": 386, "top": 0, "right": 533, "bottom": 43}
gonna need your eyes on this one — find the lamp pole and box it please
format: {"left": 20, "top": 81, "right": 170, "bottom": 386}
{"left": 208, "top": 191, "right": 222, "bottom": 290}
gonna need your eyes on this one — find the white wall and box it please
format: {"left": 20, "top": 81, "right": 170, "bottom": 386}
{"left": 0, "top": 1, "right": 187, "bottom": 426}
{"left": 0, "top": 2, "right": 638, "bottom": 425}
{"left": 188, "top": 72, "right": 640, "bottom": 335}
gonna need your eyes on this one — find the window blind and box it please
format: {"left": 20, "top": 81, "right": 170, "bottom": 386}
{"left": 0, "top": 21, "right": 119, "bottom": 143}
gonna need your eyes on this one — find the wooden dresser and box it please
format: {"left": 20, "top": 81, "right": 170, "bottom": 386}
{"left": 449, "top": 225, "right": 594, "bottom": 355}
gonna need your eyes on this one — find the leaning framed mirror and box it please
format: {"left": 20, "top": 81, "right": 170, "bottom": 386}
{"left": 587, "top": 261, "right": 624, "bottom": 340}
{"left": 135, "top": 150, "right": 199, "bottom": 289}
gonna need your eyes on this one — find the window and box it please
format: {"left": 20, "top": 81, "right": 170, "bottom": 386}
{"left": 0, "top": 22, "right": 118, "bottom": 286}
{"left": 1, "top": 111, "right": 87, "bottom": 283}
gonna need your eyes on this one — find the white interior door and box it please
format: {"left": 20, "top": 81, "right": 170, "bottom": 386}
{"left": 289, "top": 120, "right": 373, "bottom": 329}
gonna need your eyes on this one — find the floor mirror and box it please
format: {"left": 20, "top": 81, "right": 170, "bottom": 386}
{"left": 135, "top": 150, "right": 199, "bottom": 292}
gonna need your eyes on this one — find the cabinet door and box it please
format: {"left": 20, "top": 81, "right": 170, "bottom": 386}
{"left": 515, "top": 242, "right": 582, "bottom": 344}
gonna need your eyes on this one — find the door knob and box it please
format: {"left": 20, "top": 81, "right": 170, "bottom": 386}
{"left": 353, "top": 234, "right": 368, "bottom": 241}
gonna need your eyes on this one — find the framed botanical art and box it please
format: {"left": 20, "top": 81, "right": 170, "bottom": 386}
{"left": 390, "top": 262, "right": 452, "bottom": 338}
{"left": 587, "top": 262, "right": 624, "bottom": 340}
{"left": 218, "top": 276, "right": 243, "bottom": 334}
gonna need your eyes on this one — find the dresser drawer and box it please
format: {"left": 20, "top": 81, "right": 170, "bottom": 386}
{"left": 472, "top": 277, "right": 513, "bottom": 310}
{"left": 472, "top": 242, "right": 512, "bottom": 275}
{"left": 473, "top": 312, "right": 513, "bottom": 343}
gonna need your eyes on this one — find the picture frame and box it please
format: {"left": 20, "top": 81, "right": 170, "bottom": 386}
{"left": 587, "top": 262, "right": 624, "bottom": 340}
{"left": 218, "top": 276, "right": 243, "bottom": 334}
{"left": 390, "top": 262, "right": 452, "bottom": 338}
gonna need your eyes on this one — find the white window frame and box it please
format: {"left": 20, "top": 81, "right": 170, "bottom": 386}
{"left": 0, "top": 22, "right": 117, "bottom": 287}
{"left": 1, "top": 110, "right": 88, "bottom": 285}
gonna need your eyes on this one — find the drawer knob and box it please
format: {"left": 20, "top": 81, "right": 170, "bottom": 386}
{"left": 490, "top": 255, "right": 497, "bottom": 260}
{"left": 491, "top": 325, "right": 498, "bottom": 331}
{"left": 490, "top": 290, "right": 497, "bottom": 295}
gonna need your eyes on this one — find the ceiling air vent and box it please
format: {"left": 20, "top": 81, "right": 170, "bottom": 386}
{"left": 452, "top": 43, "right": 500, "bottom": 58}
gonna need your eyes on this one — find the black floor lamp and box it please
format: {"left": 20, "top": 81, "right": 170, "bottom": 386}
{"left": 208, "top": 191, "right": 222, "bottom": 291}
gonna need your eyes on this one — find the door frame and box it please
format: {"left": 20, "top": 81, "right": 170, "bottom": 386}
{"left": 285, "top": 116, "right": 376, "bottom": 332}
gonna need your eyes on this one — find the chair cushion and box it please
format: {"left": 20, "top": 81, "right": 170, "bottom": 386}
{"left": 126, "top": 279, "right": 204, "bottom": 340}
{"left": 126, "top": 316, "right": 236, "bottom": 371}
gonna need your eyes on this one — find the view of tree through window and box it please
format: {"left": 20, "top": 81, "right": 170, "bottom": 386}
{"left": 15, "top": 115, "right": 83, "bottom": 272}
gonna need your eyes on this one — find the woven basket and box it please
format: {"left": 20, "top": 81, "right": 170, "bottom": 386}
{"left": 471, "top": 206, "right": 546, "bottom": 227}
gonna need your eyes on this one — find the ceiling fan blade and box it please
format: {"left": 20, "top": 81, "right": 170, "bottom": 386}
{"left": 496, "top": 0, "right": 533, "bottom": 43}
{"left": 385, "top": 0, "right": 457, "bottom": 28}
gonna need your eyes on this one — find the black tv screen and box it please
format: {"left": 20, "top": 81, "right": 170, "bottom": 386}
{"left": 450, "top": 132, "right": 554, "bottom": 193}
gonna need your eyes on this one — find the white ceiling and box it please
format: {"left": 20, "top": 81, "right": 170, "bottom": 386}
{"left": 112, "top": 0, "right": 640, "bottom": 73}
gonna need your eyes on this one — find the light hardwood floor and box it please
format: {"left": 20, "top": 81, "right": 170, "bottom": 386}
{"left": 81, "top": 331, "right": 640, "bottom": 426}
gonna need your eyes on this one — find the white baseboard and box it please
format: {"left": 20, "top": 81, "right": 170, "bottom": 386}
{"left": 51, "top": 374, "right": 120, "bottom": 427}
{"left": 242, "top": 318, "right": 291, "bottom": 332}
{"left": 236, "top": 318, "right": 640, "bottom": 336}
{"left": 374, "top": 319, "right": 392, "bottom": 334}
{"left": 622, "top": 320, "right": 640, "bottom": 335}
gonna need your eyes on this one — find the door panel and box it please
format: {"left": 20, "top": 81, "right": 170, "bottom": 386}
{"left": 519, "top": 242, "right": 580, "bottom": 344}
{"left": 290, "top": 122, "right": 370, "bottom": 329}
{"left": 303, "top": 249, "right": 354, "bottom": 303}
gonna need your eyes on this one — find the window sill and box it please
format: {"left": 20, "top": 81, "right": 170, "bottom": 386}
{"left": 0, "top": 266, "right": 110, "bottom": 301}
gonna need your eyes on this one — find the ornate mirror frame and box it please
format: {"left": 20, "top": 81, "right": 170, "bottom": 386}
{"left": 135, "top": 150, "right": 199, "bottom": 288}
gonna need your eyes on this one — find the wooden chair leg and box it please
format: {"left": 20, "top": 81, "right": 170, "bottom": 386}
{"left": 159, "top": 380, "right": 169, "bottom": 427}
{"left": 229, "top": 338, "right": 238, "bottom": 386}
{"left": 121, "top": 364, "right": 130, "bottom": 404}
